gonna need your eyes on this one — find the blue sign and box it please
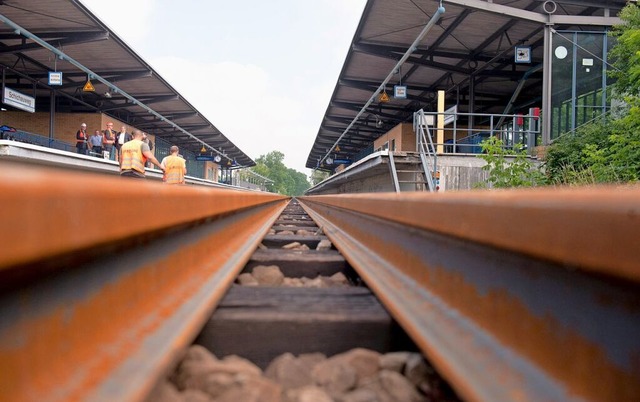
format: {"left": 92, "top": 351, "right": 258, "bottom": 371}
{"left": 195, "top": 155, "right": 215, "bottom": 161}
{"left": 333, "top": 159, "right": 352, "bottom": 165}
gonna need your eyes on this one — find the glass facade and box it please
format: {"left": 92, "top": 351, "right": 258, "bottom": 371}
{"left": 550, "top": 31, "right": 612, "bottom": 140}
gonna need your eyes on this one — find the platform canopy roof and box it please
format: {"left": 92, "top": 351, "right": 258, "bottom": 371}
{"left": 0, "top": 0, "right": 254, "bottom": 167}
{"left": 306, "top": 0, "right": 627, "bottom": 170}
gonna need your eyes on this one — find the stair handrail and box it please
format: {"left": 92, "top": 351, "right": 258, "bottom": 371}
{"left": 413, "top": 110, "right": 437, "bottom": 192}
{"left": 388, "top": 151, "right": 401, "bottom": 192}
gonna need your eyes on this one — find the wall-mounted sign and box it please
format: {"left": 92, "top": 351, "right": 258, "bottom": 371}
{"left": 444, "top": 105, "right": 457, "bottom": 126}
{"left": 394, "top": 85, "right": 407, "bottom": 99}
{"left": 515, "top": 46, "right": 531, "bottom": 64}
{"left": 48, "top": 71, "right": 63, "bottom": 86}
{"left": 2, "top": 87, "right": 35, "bottom": 113}
{"left": 195, "top": 155, "right": 215, "bottom": 161}
{"left": 416, "top": 114, "right": 434, "bottom": 126}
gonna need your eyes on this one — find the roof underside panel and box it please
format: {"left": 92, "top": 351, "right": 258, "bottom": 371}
{"left": 0, "top": 0, "right": 254, "bottom": 167}
{"left": 306, "top": 0, "right": 625, "bottom": 169}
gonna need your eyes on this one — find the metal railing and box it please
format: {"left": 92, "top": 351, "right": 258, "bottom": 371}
{"left": 413, "top": 109, "right": 438, "bottom": 191}
{"left": 418, "top": 109, "right": 541, "bottom": 155}
{"left": 340, "top": 110, "right": 542, "bottom": 170}
{"left": 1, "top": 129, "right": 76, "bottom": 152}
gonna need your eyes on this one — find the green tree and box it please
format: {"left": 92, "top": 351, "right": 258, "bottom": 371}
{"left": 609, "top": 4, "right": 640, "bottom": 101}
{"left": 310, "top": 169, "right": 330, "bottom": 186}
{"left": 288, "top": 167, "right": 311, "bottom": 196}
{"left": 253, "top": 151, "right": 310, "bottom": 196}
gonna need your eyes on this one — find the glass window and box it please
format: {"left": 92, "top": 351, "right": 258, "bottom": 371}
{"left": 550, "top": 31, "right": 610, "bottom": 140}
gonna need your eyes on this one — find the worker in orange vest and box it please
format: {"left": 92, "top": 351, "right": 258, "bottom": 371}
{"left": 160, "top": 145, "right": 187, "bottom": 184}
{"left": 119, "top": 129, "right": 164, "bottom": 178}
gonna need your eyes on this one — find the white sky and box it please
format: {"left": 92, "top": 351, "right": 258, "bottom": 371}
{"left": 79, "top": 0, "right": 367, "bottom": 175}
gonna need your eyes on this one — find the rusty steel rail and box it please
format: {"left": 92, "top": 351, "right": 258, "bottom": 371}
{"left": 0, "top": 163, "right": 288, "bottom": 402}
{"left": 299, "top": 187, "right": 640, "bottom": 402}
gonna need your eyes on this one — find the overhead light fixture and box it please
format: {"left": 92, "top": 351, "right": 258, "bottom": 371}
{"left": 375, "top": 115, "right": 383, "bottom": 128}
{"left": 200, "top": 145, "right": 206, "bottom": 153}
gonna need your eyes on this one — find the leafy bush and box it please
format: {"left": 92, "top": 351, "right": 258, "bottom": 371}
{"left": 477, "top": 136, "right": 546, "bottom": 188}
{"left": 545, "top": 115, "right": 640, "bottom": 184}
{"left": 544, "top": 120, "right": 613, "bottom": 180}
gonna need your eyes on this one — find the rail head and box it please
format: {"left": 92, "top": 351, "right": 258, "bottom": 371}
{"left": 301, "top": 186, "right": 640, "bottom": 283}
{"left": 299, "top": 188, "right": 640, "bottom": 402}
{"left": 0, "top": 162, "right": 289, "bottom": 402}
{"left": 0, "top": 162, "right": 287, "bottom": 270}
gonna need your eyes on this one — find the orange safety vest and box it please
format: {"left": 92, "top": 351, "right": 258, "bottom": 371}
{"left": 163, "top": 154, "right": 186, "bottom": 184}
{"left": 120, "top": 139, "right": 146, "bottom": 174}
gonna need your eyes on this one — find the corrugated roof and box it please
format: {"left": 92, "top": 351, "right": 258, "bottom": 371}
{"left": 0, "top": 0, "right": 254, "bottom": 167}
{"left": 306, "top": 0, "right": 626, "bottom": 169}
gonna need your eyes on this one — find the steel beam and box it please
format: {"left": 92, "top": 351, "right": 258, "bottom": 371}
{"left": 0, "top": 32, "right": 109, "bottom": 54}
{"left": 443, "top": 0, "right": 621, "bottom": 25}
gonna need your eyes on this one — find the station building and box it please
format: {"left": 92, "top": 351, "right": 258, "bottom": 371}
{"left": 306, "top": 0, "right": 628, "bottom": 194}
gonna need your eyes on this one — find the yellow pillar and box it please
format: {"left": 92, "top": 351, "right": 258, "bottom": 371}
{"left": 437, "top": 90, "right": 445, "bottom": 154}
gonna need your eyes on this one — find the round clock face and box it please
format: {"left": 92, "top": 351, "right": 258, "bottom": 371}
{"left": 555, "top": 46, "right": 568, "bottom": 60}
{"left": 326, "top": 157, "right": 333, "bottom": 165}
{"left": 214, "top": 155, "right": 221, "bottom": 163}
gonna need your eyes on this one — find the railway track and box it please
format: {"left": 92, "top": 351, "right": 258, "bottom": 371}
{"left": 1, "top": 163, "right": 639, "bottom": 401}
{"left": 176, "top": 199, "right": 455, "bottom": 401}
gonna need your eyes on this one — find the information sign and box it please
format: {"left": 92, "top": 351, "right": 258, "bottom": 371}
{"left": 48, "top": 71, "right": 63, "bottom": 86}
{"left": 394, "top": 85, "right": 407, "bottom": 99}
{"left": 2, "top": 87, "right": 35, "bottom": 113}
{"left": 444, "top": 105, "right": 457, "bottom": 126}
{"left": 515, "top": 46, "right": 531, "bottom": 63}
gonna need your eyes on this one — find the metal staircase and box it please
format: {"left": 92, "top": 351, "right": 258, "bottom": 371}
{"left": 388, "top": 110, "right": 438, "bottom": 192}
{"left": 388, "top": 152, "right": 429, "bottom": 192}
